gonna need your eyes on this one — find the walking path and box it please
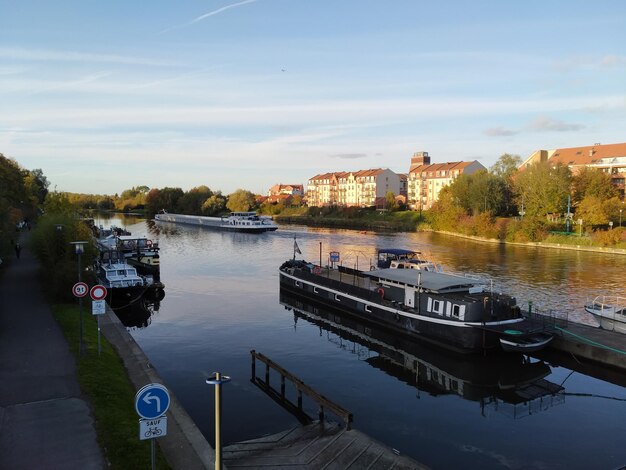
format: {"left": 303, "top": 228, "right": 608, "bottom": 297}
{"left": 0, "top": 233, "right": 106, "bottom": 469}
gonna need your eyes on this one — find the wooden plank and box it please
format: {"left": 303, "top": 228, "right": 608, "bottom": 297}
{"left": 223, "top": 421, "right": 430, "bottom": 469}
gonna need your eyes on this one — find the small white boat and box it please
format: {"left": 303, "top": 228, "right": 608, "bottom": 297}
{"left": 584, "top": 296, "right": 626, "bottom": 334}
{"left": 499, "top": 332, "right": 554, "bottom": 353}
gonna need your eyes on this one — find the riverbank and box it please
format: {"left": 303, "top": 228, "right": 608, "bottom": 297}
{"left": 434, "top": 229, "right": 626, "bottom": 255}
{"left": 276, "top": 214, "right": 626, "bottom": 255}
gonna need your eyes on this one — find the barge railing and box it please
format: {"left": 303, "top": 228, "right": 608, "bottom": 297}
{"left": 250, "top": 350, "right": 353, "bottom": 429}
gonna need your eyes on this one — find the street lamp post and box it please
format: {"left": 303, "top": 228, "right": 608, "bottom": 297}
{"left": 70, "top": 241, "right": 87, "bottom": 354}
{"left": 620, "top": 209, "right": 623, "bottom": 227}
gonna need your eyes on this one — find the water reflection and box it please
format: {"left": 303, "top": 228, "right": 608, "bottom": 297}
{"left": 114, "top": 294, "right": 162, "bottom": 329}
{"left": 280, "top": 290, "right": 565, "bottom": 419}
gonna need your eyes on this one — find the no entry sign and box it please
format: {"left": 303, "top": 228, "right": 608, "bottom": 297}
{"left": 90, "top": 284, "right": 108, "bottom": 301}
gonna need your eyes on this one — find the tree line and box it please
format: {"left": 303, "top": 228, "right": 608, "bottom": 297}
{"left": 0, "top": 153, "right": 49, "bottom": 258}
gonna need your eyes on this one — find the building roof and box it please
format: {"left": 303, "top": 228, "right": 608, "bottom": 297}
{"left": 408, "top": 161, "right": 477, "bottom": 177}
{"left": 548, "top": 142, "right": 626, "bottom": 166}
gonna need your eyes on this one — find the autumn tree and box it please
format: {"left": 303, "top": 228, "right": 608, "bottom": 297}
{"left": 226, "top": 189, "right": 257, "bottom": 212}
{"left": 490, "top": 153, "right": 521, "bottom": 179}
{"left": 178, "top": 186, "right": 213, "bottom": 215}
{"left": 201, "top": 192, "right": 227, "bottom": 216}
{"left": 447, "top": 170, "right": 509, "bottom": 216}
{"left": 571, "top": 167, "right": 617, "bottom": 205}
{"left": 512, "top": 162, "right": 571, "bottom": 218}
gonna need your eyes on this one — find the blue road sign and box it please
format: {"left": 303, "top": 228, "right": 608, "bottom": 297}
{"left": 135, "top": 383, "right": 170, "bottom": 419}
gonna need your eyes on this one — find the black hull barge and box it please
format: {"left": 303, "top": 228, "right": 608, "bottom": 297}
{"left": 279, "top": 259, "right": 553, "bottom": 354}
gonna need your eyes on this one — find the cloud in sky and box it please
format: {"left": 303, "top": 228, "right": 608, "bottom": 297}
{"left": 3, "top": 2, "right": 626, "bottom": 195}
{"left": 160, "top": 0, "right": 258, "bottom": 33}
{"left": 331, "top": 153, "right": 367, "bottom": 159}
{"left": 189, "top": 0, "right": 258, "bottom": 25}
{"left": 0, "top": 47, "right": 177, "bottom": 67}
{"left": 484, "top": 127, "right": 518, "bottom": 137}
{"left": 526, "top": 116, "right": 585, "bottom": 133}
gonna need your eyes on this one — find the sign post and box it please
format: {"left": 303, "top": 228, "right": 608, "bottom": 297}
{"left": 90, "top": 285, "right": 108, "bottom": 356}
{"left": 135, "top": 383, "right": 170, "bottom": 470}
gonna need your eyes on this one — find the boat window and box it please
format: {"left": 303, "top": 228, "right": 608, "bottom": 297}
{"left": 451, "top": 304, "right": 465, "bottom": 319}
{"left": 295, "top": 281, "right": 301, "bottom": 287}
{"left": 365, "top": 305, "right": 372, "bottom": 312}
{"left": 432, "top": 299, "right": 443, "bottom": 315}
{"left": 335, "top": 294, "right": 341, "bottom": 302}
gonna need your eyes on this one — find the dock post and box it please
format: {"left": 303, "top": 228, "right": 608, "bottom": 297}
{"left": 280, "top": 375, "right": 286, "bottom": 397}
{"left": 265, "top": 363, "right": 270, "bottom": 385}
{"left": 250, "top": 350, "right": 256, "bottom": 380}
{"left": 206, "top": 372, "right": 231, "bottom": 470}
{"left": 297, "top": 389, "right": 303, "bottom": 410}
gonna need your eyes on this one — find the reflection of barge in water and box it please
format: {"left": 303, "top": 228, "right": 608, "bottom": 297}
{"left": 279, "top": 258, "right": 554, "bottom": 354}
{"left": 281, "top": 291, "right": 564, "bottom": 416}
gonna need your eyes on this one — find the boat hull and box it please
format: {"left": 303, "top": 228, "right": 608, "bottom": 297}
{"left": 155, "top": 212, "right": 278, "bottom": 233}
{"left": 280, "top": 270, "right": 511, "bottom": 353}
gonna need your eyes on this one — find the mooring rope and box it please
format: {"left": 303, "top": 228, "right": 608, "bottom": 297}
{"left": 555, "top": 326, "right": 626, "bottom": 355}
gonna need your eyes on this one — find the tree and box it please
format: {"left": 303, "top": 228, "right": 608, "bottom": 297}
{"left": 145, "top": 187, "right": 184, "bottom": 215}
{"left": 447, "top": 170, "right": 509, "bottom": 216}
{"left": 512, "top": 162, "right": 571, "bottom": 218}
{"left": 571, "top": 167, "right": 617, "bottom": 205}
{"left": 490, "top": 153, "right": 521, "bottom": 179}
{"left": 201, "top": 193, "right": 227, "bottom": 215}
{"left": 385, "top": 191, "right": 397, "bottom": 211}
{"left": 226, "top": 189, "right": 257, "bottom": 212}
{"left": 575, "top": 196, "right": 609, "bottom": 227}
{"left": 178, "top": 186, "right": 213, "bottom": 215}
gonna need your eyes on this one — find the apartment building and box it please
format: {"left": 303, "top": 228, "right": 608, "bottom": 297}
{"left": 307, "top": 169, "right": 400, "bottom": 207}
{"left": 407, "top": 152, "right": 486, "bottom": 210}
{"left": 267, "top": 184, "right": 304, "bottom": 197}
{"left": 520, "top": 142, "right": 626, "bottom": 198}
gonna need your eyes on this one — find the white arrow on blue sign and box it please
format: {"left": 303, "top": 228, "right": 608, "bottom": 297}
{"left": 135, "top": 383, "right": 170, "bottom": 420}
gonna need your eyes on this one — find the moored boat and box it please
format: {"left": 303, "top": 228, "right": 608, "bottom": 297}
{"left": 584, "top": 296, "right": 626, "bottom": 334}
{"left": 96, "top": 233, "right": 161, "bottom": 281}
{"left": 279, "top": 257, "right": 554, "bottom": 353}
{"left": 96, "top": 250, "right": 165, "bottom": 308}
{"left": 155, "top": 210, "right": 278, "bottom": 233}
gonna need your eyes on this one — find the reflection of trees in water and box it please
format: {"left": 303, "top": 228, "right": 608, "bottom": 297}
{"left": 114, "top": 296, "right": 161, "bottom": 330}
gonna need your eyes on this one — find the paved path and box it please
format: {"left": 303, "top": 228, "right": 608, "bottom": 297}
{"left": 0, "top": 233, "right": 105, "bottom": 469}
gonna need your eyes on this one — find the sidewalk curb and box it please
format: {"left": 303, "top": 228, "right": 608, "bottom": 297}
{"left": 99, "top": 306, "right": 215, "bottom": 470}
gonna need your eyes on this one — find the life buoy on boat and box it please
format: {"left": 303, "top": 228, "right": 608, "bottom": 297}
{"left": 146, "top": 240, "right": 152, "bottom": 247}
{"left": 377, "top": 287, "right": 385, "bottom": 299}
{"left": 370, "top": 265, "right": 376, "bottom": 271}
{"left": 312, "top": 265, "right": 322, "bottom": 275}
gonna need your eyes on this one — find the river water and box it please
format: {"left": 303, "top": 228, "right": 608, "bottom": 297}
{"left": 100, "top": 215, "right": 625, "bottom": 470}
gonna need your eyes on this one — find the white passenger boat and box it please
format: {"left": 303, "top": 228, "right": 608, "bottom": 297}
{"left": 155, "top": 210, "right": 278, "bottom": 233}
{"left": 584, "top": 296, "right": 626, "bottom": 334}
{"left": 96, "top": 251, "right": 165, "bottom": 307}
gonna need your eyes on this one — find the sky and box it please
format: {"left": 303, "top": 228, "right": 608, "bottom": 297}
{"left": 1, "top": 1, "right": 626, "bottom": 196}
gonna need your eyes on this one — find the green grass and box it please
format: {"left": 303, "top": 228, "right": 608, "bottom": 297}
{"left": 52, "top": 304, "right": 170, "bottom": 469}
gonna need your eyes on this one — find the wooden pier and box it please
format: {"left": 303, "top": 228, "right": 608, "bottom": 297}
{"left": 223, "top": 421, "right": 429, "bottom": 469}
{"left": 235, "top": 351, "right": 429, "bottom": 469}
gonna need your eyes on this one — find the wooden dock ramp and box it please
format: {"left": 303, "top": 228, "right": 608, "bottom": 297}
{"left": 223, "top": 420, "right": 429, "bottom": 469}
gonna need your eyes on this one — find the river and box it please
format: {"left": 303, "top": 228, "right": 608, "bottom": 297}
{"left": 98, "top": 214, "right": 626, "bottom": 470}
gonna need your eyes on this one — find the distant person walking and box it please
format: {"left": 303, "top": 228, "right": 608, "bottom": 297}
{"left": 15, "top": 242, "right": 21, "bottom": 259}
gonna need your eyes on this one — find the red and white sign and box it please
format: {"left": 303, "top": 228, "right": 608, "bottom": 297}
{"left": 90, "top": 284, "right": 108, "bottom": 301}
{"left": 72, "top": 282, "right": 89, "bottom": 298}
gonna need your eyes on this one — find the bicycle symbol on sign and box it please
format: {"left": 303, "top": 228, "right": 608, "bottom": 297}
{"left": 144, "top": 426, "right": 163, "bottom": 438}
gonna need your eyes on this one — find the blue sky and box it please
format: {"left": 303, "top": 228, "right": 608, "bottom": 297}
{"left": 2, "top": 1, "right": 626, "bottom": 196}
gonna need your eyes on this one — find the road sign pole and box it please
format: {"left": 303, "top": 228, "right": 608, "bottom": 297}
{"left": 151, "top": 439, "right": 156, "bottom": 470}
{"left": 78, "top": 251, "right": 84, "bottom": 355}
{"left": 97, "top": 315, "right": 101, "bottom": 356}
